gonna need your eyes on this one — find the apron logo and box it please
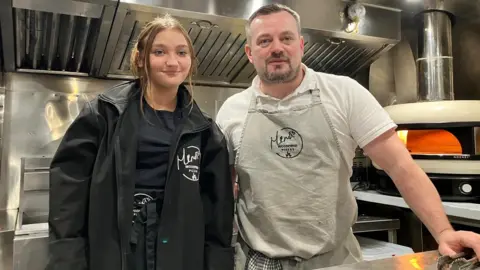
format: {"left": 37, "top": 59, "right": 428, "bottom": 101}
{"left": 177, "top": 146, "right": 201, "bottom": 181}
{"left": 270, "top": 128, "right": 303, "bottom": 158}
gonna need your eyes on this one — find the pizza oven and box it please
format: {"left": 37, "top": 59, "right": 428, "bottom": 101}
{"left": 373, "top": 100, "right": 480, "bottom": 202}
{"left": 370, "top": 2, "right": 480, "bottom": 203}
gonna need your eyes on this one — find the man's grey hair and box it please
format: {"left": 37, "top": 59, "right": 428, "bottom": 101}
{"left": 245, "top": 3, "right": 301, "bottom": 44}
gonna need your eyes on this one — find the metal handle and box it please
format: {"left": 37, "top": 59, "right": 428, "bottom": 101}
{"left": 191, "top": 20, "right": 218, "bottom": 29}
{"left": 326, "top": 38, "right": 344, "bottom": 45}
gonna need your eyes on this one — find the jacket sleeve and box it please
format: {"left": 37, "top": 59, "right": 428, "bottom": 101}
{"left": 201, "top": 123, "right": 235, "bottom": 270}
{"left": 46, "top": 101, "right": 102, "bottom": 270}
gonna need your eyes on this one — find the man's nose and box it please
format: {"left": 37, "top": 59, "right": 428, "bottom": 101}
{"left": 270, "top": 39, "right": 284, "bottom": 54}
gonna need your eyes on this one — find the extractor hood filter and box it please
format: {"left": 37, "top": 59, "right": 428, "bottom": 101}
{"left": 99, "top": 0, "right": 400, "bottom": 87}
{"left": 0, "top": 0, "right": 117, "bottom": 76}
{"left": 106, "top": 14, "right": 390, "bottom": 86}
{"left": 13, "top": 9, "right": 101, "bottom": 74}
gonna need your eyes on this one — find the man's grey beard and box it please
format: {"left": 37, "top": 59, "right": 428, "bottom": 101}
{"left": 259, "top": 63, "right": 301, "bottom": 84}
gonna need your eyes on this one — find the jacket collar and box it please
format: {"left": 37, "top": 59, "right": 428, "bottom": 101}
{"left": 98, "top": 80, "right": 211, "bottom": 131}
{"left": 98, "top": 80, "right": 140, "bottom": 113}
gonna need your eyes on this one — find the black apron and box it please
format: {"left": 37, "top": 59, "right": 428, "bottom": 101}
{"left": 130, "top": 190, "right": 164, "bottom": 270}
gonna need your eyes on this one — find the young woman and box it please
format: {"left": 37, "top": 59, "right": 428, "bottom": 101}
{"left": 46, "top": 14, "right": 234, "bottom": 270}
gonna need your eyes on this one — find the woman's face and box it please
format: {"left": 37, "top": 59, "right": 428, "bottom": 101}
{"left": 147, "top": 28, "right": 192, "bottom": 89}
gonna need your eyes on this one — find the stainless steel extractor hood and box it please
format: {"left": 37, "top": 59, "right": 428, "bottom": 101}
{"left": 98, "top": 0, "right": 401, "bottom": 87}
{"left": 0, "top": 0, "right": 401, "bottom": 87}
{"left": 0, "top": 0, "right": 118, "bottom": 76}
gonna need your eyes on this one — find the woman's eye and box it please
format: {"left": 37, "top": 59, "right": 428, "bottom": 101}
{"left": 153, "top": 50, "right": 164, "bottom": 56}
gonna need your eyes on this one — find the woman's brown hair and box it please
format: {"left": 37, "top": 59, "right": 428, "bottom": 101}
{"left": 130, "top": 14, "right": 196, "bottom": 107}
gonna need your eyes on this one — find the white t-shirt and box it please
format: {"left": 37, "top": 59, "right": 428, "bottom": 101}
{"left": 216, "top": 65, "right": 397, "bottom": 169}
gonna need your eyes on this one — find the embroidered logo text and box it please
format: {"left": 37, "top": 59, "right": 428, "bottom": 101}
{"left": 270, "top": 128, "right": 303, "bottom": 158}
{"left": 177, "top": 146, "right": 201, "bottom": 181}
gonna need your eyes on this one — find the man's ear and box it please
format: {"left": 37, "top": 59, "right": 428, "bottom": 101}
{"left": 245, "top": 43, "right": 253, "bottom": 64}
{"left": 300, "top": 35, "right": 305, "bottom": 57}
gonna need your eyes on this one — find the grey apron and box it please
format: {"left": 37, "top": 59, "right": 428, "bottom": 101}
{"left": 234, "top": 87, "right": 362, "bottom": 270}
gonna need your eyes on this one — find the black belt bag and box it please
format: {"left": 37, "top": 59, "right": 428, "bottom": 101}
{"left": 130, "top": 191, "right": 164, "bottom": 270}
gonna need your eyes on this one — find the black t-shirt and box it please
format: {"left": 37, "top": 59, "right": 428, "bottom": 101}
{"left": 136, "top": 103, "right": 175, "bottom": 188}
{"left": 133, "top": 98, "right": 182, "bottom": 221}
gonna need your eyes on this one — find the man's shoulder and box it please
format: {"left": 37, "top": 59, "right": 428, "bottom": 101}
{"left": 311, "top": 69, "right": 359, "bottom": 88}
{"left": 308, "top": 69, "right": 368, "bottom": 101}
{"left": 223, "top": 87, "right": 253, "bottom": 107}
{"left": 216, "top": 88, "right": 252, "bottom": 122}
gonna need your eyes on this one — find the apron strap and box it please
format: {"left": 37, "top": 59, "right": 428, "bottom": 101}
{"left": 315, "top": 88, "right": 350, "bottom": 168}
{"left": 310, "top": 88, "right": 321, "bottom": 103}
{"left": 248, "top": 92, "right": 258, "bottom": 112}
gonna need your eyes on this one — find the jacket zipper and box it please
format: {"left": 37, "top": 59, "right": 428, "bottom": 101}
{"left": 115, "top": 137, "right": 127, "bottom": 270}
{"left": 115, "top": 123, "right": 210, "bottom": 269}
{"left": 158, "top": 123, "right": 210, "bottom": 247}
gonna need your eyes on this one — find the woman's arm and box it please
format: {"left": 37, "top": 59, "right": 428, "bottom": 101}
{"left": 46, "top": 101, "right": 102, "bottom": 270}
{"left": 200, "top": 123, "right": 235, "bottom": 270}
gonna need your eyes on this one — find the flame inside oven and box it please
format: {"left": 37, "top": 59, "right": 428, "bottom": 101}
{"left": 396, "top": 129, "right": 462, "bottom": 155}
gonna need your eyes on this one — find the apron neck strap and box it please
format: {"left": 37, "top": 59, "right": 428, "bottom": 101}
{"left": 248, "top": 88, "right": 322, "bottom": 111}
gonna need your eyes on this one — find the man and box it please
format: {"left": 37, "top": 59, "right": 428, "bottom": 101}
{"left": 215, "top": 3, "right": 480, "bottom": 270}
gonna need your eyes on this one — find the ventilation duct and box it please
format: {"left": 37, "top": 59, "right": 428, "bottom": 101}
{"left": 416, "top": 7, "right": 455, "bottom": 101}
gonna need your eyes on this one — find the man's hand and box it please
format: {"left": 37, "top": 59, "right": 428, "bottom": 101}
{"left": 437, "top": 229, "right": 480, "bottom": 257}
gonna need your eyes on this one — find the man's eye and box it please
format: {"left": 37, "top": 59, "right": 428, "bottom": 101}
{"left": 259, "top": 39, "right": 270, "bottom": 45}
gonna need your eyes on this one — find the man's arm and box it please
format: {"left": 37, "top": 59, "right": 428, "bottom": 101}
{"left": 344, "top": 76, "right": 480, "bottom": 256}
{"left": 362, "top": 128, "right": 453, "bottom": 241}
{"left": 363, "top": 129, "right": 480, "bottom": 256}
{"left": 342, "top": 76, "right": 451, "bottom": 236}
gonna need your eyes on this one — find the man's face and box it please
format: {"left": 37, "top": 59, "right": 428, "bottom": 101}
{"left": 245, "top": 11, "right": 304, "bottom": 84}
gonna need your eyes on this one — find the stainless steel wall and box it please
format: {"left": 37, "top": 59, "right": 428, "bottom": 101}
{"left": 369, "top": 17, "right": 480, "bottom": 105}
{"left": 193, "top": 85, "right": 242, "bottom": 117}
{"left": 0, "top": 73, "right": 121, "bottom": 212}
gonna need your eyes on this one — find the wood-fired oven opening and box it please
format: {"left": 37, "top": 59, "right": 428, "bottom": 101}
{"left": 397, "top": 129, "right": 462, "bottom": 155}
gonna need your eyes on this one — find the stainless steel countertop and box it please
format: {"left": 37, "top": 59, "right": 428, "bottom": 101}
{"left": 317, "top": 250, "right": 441, "bottom": 269}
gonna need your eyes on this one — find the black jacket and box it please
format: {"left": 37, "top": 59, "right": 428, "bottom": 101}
{"left": 46, "top": 81, "right": 235, "bottom": 270}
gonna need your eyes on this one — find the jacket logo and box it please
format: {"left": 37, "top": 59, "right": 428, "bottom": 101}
{"left": 177, "top": 146, "right": 201, "bottom": 181}
{"left": 132, "top": 193, "right": 153, "bottom": 223}
{"left": 270, "top": 128, "right": 303, "bottom": 158}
